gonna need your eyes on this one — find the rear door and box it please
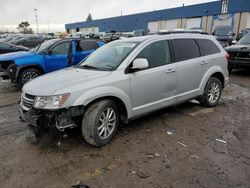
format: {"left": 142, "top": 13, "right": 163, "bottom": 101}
{"left": 172, "top": 38, "right": 202, "bottom": 101}
{"left": 129, "top": 40, "right": 177, "bottom": 116}
{"left": 73, "top": 40, "right": 99, "bottom": 64}
{"left": 44, "top": 41, "right": 71, "bottom": 72}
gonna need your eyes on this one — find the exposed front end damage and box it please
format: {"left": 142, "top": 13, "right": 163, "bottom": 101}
{"left": 0, "top": 61, "right": 15, "bottom": 80}
{"left": 19, "top": 93, "right": 84, "bottom": 137}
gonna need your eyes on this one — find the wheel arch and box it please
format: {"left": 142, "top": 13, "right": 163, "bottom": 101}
{"left": 199, "top": 66, "right": 226, "bottom": 95}
{"left": 72, "top": 86, "right": 132, "bottom": 121}
{"left": 16, "top": 64, "right": 45, "bottom": 80}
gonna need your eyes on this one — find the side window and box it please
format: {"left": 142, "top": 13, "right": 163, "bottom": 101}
{"left": 196, "top": 39, "right": 221, "bottom": 56}
{"left": 136, "top": 40, "right": 171, "bottom": 68}
{"left": 77, "top": 41, "right": 98, "bottom": 51}
{"left": 172, "top": 39, "right": 200, "bottom": 62}
{"left": 50, "top": 42, "right": 71, "bottom": 55}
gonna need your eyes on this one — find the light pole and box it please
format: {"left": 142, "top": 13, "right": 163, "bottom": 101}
{"left": 47, "top": 21, "right": 50, "bottom": 34}
{"left": 34, "top": 8, "right": 39, "bottom": 34}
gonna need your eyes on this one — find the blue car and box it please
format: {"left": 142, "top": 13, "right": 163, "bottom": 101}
{"left": 0, "top": 38, "right": 104, "bottom": 86}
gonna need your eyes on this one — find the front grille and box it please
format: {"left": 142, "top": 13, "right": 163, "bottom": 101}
{"left": 21, "top": 93, "right": 35, "bottom": 111}
{"left": 229, "top": 52, "right": 250, "bottom": 60}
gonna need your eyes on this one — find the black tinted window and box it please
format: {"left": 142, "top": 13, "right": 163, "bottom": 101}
{"left": 196, "top": 39, "right": 220, "bottom": 56}
{"left": 77, "top": 41, "right": 98, "bottom": 51}
{"left": 50, "top": 42, "right": 71, "bottom": 55}
{"left": 172, "top": 39, "right": 200, "bottom": 62}
{"left": 136, "top": 40, "right": 171, "bottom": 68}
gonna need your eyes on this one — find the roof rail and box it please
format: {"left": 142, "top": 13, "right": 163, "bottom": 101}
{"left": 158, "top": 31, "right": 209, "bottom": 35}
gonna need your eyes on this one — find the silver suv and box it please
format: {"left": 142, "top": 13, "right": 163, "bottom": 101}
{"left": 20, "top": 33, "right": 229, "bottom": 147}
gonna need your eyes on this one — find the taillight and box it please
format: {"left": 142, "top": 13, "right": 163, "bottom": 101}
{"left": 225, "top": 53, "right": 230, "bottom": 62}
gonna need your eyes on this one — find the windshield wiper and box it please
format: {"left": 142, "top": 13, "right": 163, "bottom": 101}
{"left": 79, "top": 64, "right": 99, "bottom": 70}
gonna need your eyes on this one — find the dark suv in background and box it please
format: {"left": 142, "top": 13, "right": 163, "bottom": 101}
{"left": 212, "top": 26, "right": 235, "bottom": 47}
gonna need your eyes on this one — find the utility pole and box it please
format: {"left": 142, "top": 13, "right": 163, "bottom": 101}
{"left": 47, "top": 21, "right": 50, "bottom": 34}
{"left": 34, "top": 8, "right": 39, "bottom": 34}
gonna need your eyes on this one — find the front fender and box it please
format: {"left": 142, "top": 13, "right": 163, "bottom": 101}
{"left": 199, "top": 66, "right": 226, "bottom": 95}
{"left": 72, "top": 86, "right": 132, "bottom": 118}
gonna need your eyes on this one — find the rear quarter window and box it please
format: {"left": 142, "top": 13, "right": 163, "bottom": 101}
{"left": 77, "top": 40, "right": 98, "bottom": 51}
{"left": 172, "top": 39, "right": 200, "bottom": 62}
{"left": 196, "top": 39, "right": 221, "bottom": 56}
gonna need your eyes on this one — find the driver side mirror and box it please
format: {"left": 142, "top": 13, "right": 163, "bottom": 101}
{"left": 131, "top": 58, "right": 149, "bottom": 71}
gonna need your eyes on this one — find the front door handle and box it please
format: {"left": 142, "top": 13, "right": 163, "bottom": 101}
{"left": 165, "top": 69, "right": 176, "bottom": 73}
{"left": 201, "top": 61, "right": 208, "bottom": 65}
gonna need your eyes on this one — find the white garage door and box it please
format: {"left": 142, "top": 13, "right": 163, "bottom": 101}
{"left": 246, "top": 13, "right": 250, "bottom": 28}
{"left": 160, "top": 20, "right": 178, "bottom": 31}
{"left": 148, "top": 21, "right": 158, "bottom": 32}
{"left": 186, "top": 18, "right": 202, "bottom": 29}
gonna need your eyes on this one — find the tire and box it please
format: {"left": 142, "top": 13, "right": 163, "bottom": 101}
{"left": 18, "top": 68, "right": 41, "bottom": 87}
{"left": 199, "top": 77, "right": 222, "bottom": 107}
{"left": 82, "top": 100, "right": 120, "bottom": 147}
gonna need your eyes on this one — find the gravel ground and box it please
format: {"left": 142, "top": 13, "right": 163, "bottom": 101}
{"left": 0, "top": 70, "right": 249, "bottom": 188}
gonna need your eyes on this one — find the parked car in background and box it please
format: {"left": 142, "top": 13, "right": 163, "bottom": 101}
{"left": 212, "top": 26, "right": 235, "bottom": 47}
{"left": 19, "top": 33, "right": 228, "bottom": 146}
{"left": 103, "top": 33, "right": 120, "bottom": 43}
{"left": 0, "top": 42, "right": 28, "bottom": 54}
{"left": 236, "top": 28, "right": 250, "bottom": 41}
{"left": 1, "top": 34, "right": 21, "bottom": 42}
{"left": 190, "top": 27, "right": 204, "bottom": 32}
{"left": 132, "top": 29, "right": 148, "bottom": 37}
{"left": 12, "top": 35, "right": 44, "bottom": 48}
{"left": 0, "top": 38, "right": 104, "bottom": 86}
{"left": 8, "top": 35, "right": 25, "bottom": 44}
{"left": 225, "top": 33, "right": 250, "bottom": 73}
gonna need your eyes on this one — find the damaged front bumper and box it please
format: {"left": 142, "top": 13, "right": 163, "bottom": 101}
{"left": 19, "top": 99, "right": 84, "bottom": 136}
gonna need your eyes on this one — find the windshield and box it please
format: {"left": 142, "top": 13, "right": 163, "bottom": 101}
{"left": 238, "top": 34, "right": 250, "bottom": 45}
{"left": 78, "top": 41, "right": 139, "bottom": 71}
{"left": 214, "top": 27, "right": 233, "bottom": 36}
{"left": 30, "top": 39, "right": 59, "bottom": 53}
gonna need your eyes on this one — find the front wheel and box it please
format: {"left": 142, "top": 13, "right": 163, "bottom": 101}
{"left": 82, "top": 100, "right": 120, "bottom": 147}
{"left": 199, "top": 77, "right": 222, "bottom": 107}
{"left": 18, "top": 68, "right": 41, "bottom": 87}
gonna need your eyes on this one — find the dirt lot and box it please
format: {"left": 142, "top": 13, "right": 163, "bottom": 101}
{"left": 0, "top": 70, "right": 250, "bottom": 188}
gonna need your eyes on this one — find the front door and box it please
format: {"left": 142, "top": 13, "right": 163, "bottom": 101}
{"left": 44, "top": 41, "right": 71, "bottom": 72}
{"left": 129, "top": 40, "right": 177, "bottom": 116}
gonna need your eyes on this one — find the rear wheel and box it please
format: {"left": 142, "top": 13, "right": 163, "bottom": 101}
{"left": 18, "top": 68, "right": 41, "bottom": 87}
{"left": 199, "top": 77, "right": 222, "bottom": 107}
{"left": 82, "top": 100, "right": 120, "bottom": 147}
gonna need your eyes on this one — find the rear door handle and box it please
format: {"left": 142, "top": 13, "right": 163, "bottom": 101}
{"left": 165, "top": 69, "right": 176, "bottom": 73}
{"left": 201, "top": 61, "right": 208, "bottom": 65}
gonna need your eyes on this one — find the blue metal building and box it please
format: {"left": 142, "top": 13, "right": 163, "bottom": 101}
{"left": 65, "top": 0, "right": 250, "bottom": 34}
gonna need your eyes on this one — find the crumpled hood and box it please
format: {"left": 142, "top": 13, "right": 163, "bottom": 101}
{"left": 23, "top": 67, "right": 111, "bottom": 96}
{"left": 225, "top": 44, "right": 250, "bottom": 52}
{"left": 0, "top": 51, "right": 35, "bottom": 61}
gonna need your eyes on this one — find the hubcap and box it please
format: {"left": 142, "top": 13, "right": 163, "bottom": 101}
{"left": 22, "top": 71, "right": 39, "bottom": 84}
{"left": 97, "top": 108, "right": 116, "bottom": 139}
{"left": 207, "top": 82, "right": 220, "bottom": 104}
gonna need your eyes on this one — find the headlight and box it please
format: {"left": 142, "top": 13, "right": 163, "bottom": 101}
{"left": 33, "top": 93, "right": 70, "bottom": 109}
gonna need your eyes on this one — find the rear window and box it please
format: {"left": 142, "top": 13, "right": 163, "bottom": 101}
{"left": 77, "top": 40, "right": 98, "bottom": 51}
{"left": 196, "top": 39, "right": 220, "bottom": 56}
{"left": 172, "top": 39, "right": 200, "bottom": 62}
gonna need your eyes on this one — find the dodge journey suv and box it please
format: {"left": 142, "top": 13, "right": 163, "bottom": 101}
{"left": 20, "top": 33, "right": 229, "bottom": 147}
